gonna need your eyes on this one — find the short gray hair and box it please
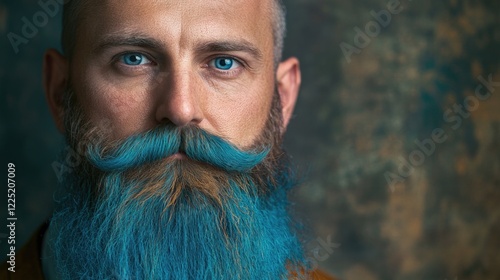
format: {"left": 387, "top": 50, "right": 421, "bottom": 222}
{"left": 271, "top": 0, "right": 287, "bottom": 65}
{"left": 61, "top": 1, "right": 287, "bottom": 66}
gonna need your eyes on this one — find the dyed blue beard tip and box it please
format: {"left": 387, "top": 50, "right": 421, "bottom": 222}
{"left": 184, "top": 129, "right": 270, "bottom": 172}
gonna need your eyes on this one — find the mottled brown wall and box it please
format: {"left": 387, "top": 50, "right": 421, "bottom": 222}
{"left": 283, "top": 0, "right": 500, "bottom": 279}
{"left": 1, "top": 0, "right": 499, "bottom": 279}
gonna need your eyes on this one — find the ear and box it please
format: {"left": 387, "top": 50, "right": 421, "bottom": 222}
{"left": 276, "top": 57, "right": 301, "bottom": 131}
{"left": 43, "top": 49, "right": 68, "bottom": 133}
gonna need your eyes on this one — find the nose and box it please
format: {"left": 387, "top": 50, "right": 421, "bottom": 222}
{"left": 155, "top": 69, "right": 204, "bottom": 127}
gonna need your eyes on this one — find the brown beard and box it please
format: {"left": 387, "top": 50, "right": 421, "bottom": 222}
{"left": 61, "top": 85, "right": 287, "bottom": 209}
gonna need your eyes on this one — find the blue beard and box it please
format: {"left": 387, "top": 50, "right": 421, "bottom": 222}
{"left": 48, "top": 125, "right": 307, "bottom": 279}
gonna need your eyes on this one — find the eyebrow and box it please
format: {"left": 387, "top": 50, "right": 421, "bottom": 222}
{"left": 194, "top": 40, "right": 263, "bottom": 61}
{"left": 93, "top": 34, "right": 165, "bottom": 54}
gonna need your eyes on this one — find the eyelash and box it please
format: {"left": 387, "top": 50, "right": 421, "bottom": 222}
{"left": 113, "top": 52, "right": 155, "bottom": 67}
{"left": 205, "top": 55, "right": 246, "bottom": 77}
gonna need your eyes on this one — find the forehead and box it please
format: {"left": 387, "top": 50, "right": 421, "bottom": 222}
{"left": 76, "top": 0, "right": 274, "bottom": 57}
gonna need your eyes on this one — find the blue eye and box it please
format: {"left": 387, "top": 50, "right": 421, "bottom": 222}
{"left": 121, "top": 53, "right": 150, "bottom": 66}
{"left": 210, "top": 57, "right": 239, "bottom": 70}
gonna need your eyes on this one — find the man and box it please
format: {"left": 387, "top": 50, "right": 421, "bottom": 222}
{"left": 2, "top": 0, "right": 334, "bottom": 279}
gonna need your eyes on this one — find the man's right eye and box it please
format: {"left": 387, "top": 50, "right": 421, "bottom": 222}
{"left": 119, "top": 53, "right": 152, "bottom": 66}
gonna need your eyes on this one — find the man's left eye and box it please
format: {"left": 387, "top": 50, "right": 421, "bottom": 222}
{"left": 209, "top": 57, "right": 240, "bottom": 71}
{"left": 120, "top": 53, "right": 151, "bottom": 66}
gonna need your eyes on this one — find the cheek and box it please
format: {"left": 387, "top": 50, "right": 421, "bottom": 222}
{"left": 75, "top": 70, "right": 154, "bottom": 139}
{"left": 209, "top": 90, "right": 273, "bottom": 148}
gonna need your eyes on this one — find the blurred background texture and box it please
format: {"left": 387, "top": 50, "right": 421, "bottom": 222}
{"left": 1, "top": 0, "right": 499, "bottom": 279}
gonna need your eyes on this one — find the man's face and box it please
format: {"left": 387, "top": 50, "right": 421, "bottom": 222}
{"left": 42, "top": 1, "right": 305, "bottom": 278}
{"left": 69, "top": 0, "right": 277, "bottom": 148}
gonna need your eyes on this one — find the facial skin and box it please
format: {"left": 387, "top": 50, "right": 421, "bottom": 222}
{"left": 44, "top": 0, "right": 301, "bottom": 149}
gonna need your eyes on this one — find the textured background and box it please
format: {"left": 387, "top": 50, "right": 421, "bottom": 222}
{"left": 1, "top": 0, "right": 500, "bottom": 279}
